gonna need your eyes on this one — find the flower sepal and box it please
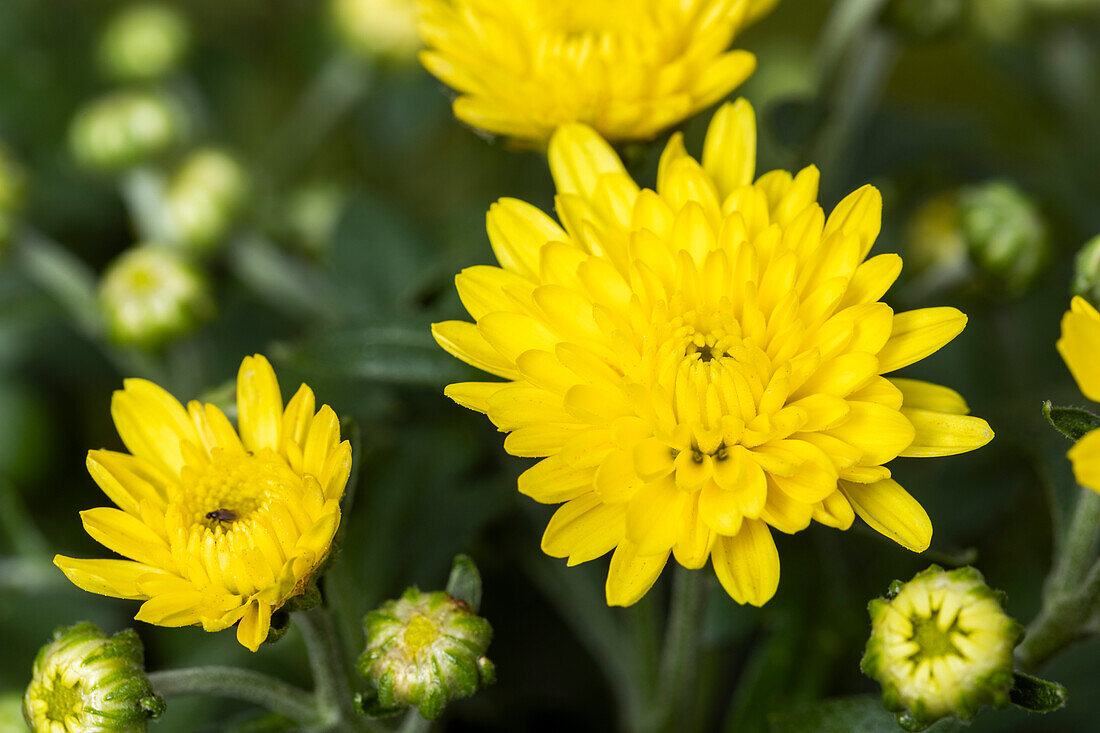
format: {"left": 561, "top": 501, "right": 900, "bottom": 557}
{"left": 1042, "top": 400, "right": 1100, "bottom": 443}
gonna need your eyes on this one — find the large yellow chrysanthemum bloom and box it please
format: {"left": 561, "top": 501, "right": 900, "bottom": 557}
{"left": 1057, "top": 296, "right": 1100, "bottom": 491}
{"left": 417, "top": 0, "right": 777, "bottom": 144}
{"left": 55, "top": 355, "right": 351, "bottom": 652}
{"left": 433, "top": 99, "right": 994, "bottom": 607}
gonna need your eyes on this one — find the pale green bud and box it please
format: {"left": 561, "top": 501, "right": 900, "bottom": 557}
{"left": 99, "top": 245, "right": 212, "bottom": 348}
{"left": 284, "top": 184, "right": 346, "bottom": 257}
{"left": 904, "top": 194, "right": 968, "bottom": 277}
{"left": 862, "top": 565, "right": 1023, "bottom": 731}
{"left": 331, "top": 0, "right": 421, "bottom": 62}
{"left": 0, "top": 143, "right": 26, "bottom": 248}
{"left": 99, "top": 4, "right": 190, "bottom": 82}
{"left": 69, "top": 91, "right": 184, "bottom": 172}
{"left": 968, "top": 0, "right": 1029, "bottom": 41}
{"left": 164, "top": 148, "right": 249, "bottom": 254}
{"left": 23, "top": 622, "right": 164, "bottom": 733}
{"left": 958, "top": 181, "right": 1049, "bottom": 296}
{"left": 1073, "top": 235, "right": 1100, "bottom": 307}
{"left": 357, "top": 587, "right": 494, "bottom": 720}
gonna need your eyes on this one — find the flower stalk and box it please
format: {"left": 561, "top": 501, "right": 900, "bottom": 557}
{"left": 147, "top": 667, "right": 319, "bottom": 724}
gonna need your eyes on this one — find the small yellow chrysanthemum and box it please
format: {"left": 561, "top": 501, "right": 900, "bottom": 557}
{"left": 433, "top": 99, "right": 993, "bottom": 607}
{"left": 418, "top": 0, "right": 777, "bottom": 144}
{"left": 55, "top": 355, "right": 351, "bottom": 652}
{"left": 1057, "top": 295, "right": 1100, "bottom": 491}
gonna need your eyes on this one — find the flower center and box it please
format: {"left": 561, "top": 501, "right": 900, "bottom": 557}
{"left": 909, "top": 615, "right": 965, "bottom": 662}
{"left": 42, "top": 674, "right": 84, "bottom": 726}
{"left": 173, "top": 450, "right": 298, "bottom": 532}
{"left": 403, "top": 614, "right": 438, "bottom": 655}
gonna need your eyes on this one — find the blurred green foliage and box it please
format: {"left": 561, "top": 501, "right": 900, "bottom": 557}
{"left": 2, "top": 0, "right": 1100, "bottom": 731}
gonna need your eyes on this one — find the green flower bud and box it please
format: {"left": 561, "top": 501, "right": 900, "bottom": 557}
{"left": 904, "top": 194, "right": 968, "bottom": 278}
{"left": 69, "top": 91, "right": 184, "bottom": 173}
{"left": 357, "top": 587, "right": 494, "bottom": 720}
{"left": 862, "top": 565, "right": 1023, "bottom": 731}
{"left": 1072, "top": 235, "right": 1100, "bottom": 308}
{"left": 968, "top": 0, "right": 1029, "bottom": 42}
{"left": 98, "top": 4, "right": 191, "bottom": 82}
{"left": 164, "top": 148, "right": 249, "bottom": 254}
{"left": 284, "top": 184, "right": 346, "bottom": 257}
{"left": 99, "top": 245, "right": 212, "bottom": 348}
{"left": 958, "top": 180, "right": 1050, "bottom": 296}
{"left": 331, "top": 0, "right": 421, "bottom": 62}
{"left": 884, "top": 0, "right": 964, "bottom": 40}
{"left": 23, "top": 622, "right": 164, "bottom": 733}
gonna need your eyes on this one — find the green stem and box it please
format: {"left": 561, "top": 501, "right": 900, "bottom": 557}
{"left": 296, "top": 606, "right": 368, "bottom": 730}
{"left": 1016, "top": 488, "right": 1100, "bottom": 672}
{"left": 147, "top": 666, "right": 319, "bottom": 724}
{"left": 651, "top": 567, "right": 707, "bottom": 733}
{"left": 396, "top": 710, "right": 432, "bottom": 733}
{"left": 119, "top": 167, "right": 173, "bottom": 242}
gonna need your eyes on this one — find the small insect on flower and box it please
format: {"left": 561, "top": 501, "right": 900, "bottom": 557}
{"left": 54, "top": 354, "right": 353, "bottom": 652}
{"left": 433, "top": 98, "right": 993, "bottom": 608}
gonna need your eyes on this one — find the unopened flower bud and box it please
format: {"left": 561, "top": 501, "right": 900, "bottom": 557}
{"left": 904, "top": 194, "right": 968, "bottom": 278}
{"left": 958, "top": 180, "right": 1050, "bottom": 296}
{"left": 99, "top": 245, "right": 212, "bottom": 348}
{"left": 862, "top": 565, "right": 1023, "bottom": 731}
{"left": 284, "top": 184, "right": 346, "bottom": 257}
{"left": 23, "top": 622, "right": 164, "bottom": 733}
{"left": 99, "top": 4, "right": 191, "bottom": 82}
{"left": 0, "top": 143, "right": 26, "bottom": 248}
{"left": 164, "top": 148, "right": 249, "bottom": 254}
{"left": 968, "top": 0, "right": 1029, "bottom": 42}
{"left": 357, "top": 587, "right": 494, "bottom": 720}
{"left": 1072, "top": 234, "right": 1100, "bottom": 308}
{"left": 70, "top": 91, "right": 184, "bottom": 172}
{"left": 331, "top": 0, "right": 420, "bottom": 62}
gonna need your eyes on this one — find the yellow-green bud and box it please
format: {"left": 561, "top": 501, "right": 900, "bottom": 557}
{"left": 0, "top": 143, "right": 26, "bottom": 248}
{"left": 331, "top": 0, "right": 421, "bottom": 62}
{"left": 164, "top": 148, "right": 249, "bottom": 254}
{"left": 98, "top": 4, "right": 191, "bottom": 82}
{"left": 357, "top": 587, "right": 494, "bottom": 720}
{"left": 862, "top": 565, "right": 1023, "bottom": 731}
{"left": 69, "top": 91, "right": 184, "bottom": 173}
{"left": 23, "top": 622, "right": 164, "bottom": 733}
{"left": 1072, "top": 235, "right": 1100, "bottom": 308}
{"left": 99, "top": 245, "right": 212, "bottom": 348}
{"left": 968, "top": 0, "right": 1029, "bottom": 41}
{"left": 958, "top": 180, "right": 1049, "bottom": 296}
{"left": 904, "top": 194, "right": 968, "bottom": 278}
{"left": 284, "top": 184, "right": 346, "bottom": 257}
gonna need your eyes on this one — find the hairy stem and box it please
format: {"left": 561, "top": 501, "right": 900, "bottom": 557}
{"left": 148, "top": 666, "right": 318, "bottom": 724}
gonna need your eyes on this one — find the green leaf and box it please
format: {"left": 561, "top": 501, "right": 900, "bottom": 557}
{"left": 446, "top": 554, "right": 483, "bottom": 612}
{"left": 272, "top": 322, "right": 474, "bottom": 388}
{"left": 1009, "top": 671, "right": 1068, "bottom": 713}
{"left": 1042, "top": 401, "right": 1100, "bottom": 442}
{"left": 767, "top": 696, "right": 958, "bottom": 733}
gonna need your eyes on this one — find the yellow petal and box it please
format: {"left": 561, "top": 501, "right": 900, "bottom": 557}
{"left": 237, "top": 354, "right": 283, "bottom": 453}
{"left": 301, "top": 405, "right": 339, "bottom": 482}
{"left": 80, "top": 507, "right": 174, "bottom": 568}
{"left": 1069, "top": 428, "right": 1100, "bottom": 493}
{"left": 442, "top": 381, "right": 509, "bottom": 414}
{"left": 53, "top": 556, "right": 158, "bottom": 599}
{"left": 1057, "top": 296, "right": 1100, "bottom": 402}
{"left": 541, "top": 493, "right": 625, "bottom": 565}
{"left": 822, "top": 184, "right": 882, "bottom": 259}
{"left": 135, "top": 590, "right": 205, "bottom": 627}
{"left": 899, "top": 408, "right": 993, "bottom": 457}
{"left": 111, "top": 379, "right": 198, "bottom": 476}
{"left": 549, "top": 123, "right": 628, "bottom": 200}
{"left": 626, "top": 479, "right": 684, "bottom": 555}
{"left": 877, "top": 307, "right": 967, "bottom": 374}
{"left": 517, "top": 455, "right": 595, "bottom": 504}
{"left": 672, "top": 496, "right": 715, "bottom": 569}
{"left": 813, "top": 490, "right": 855, "bottom": 530}
{"left": 487, "top": 198, "right": 567, "bottom": 278}
{"left": 698, "top": 482, "right": 744, "bottom": 536}
{"left": 432, "top": 321, "right": 521, "bottom": 379}
{"left": 827, "top": 402, "right": 915, "bottom": 465}
{"left": 605, "top": 541, "right": 669, "bottom": 607}
{"left": 840, "top": 254, "right": 903, "bottom": 309}
{"left": 710, "top": 519, "right": 779, "bottom": 606}
{"left": 86, "top": 450, "right": 168, "bottom": 515}
{"left": 235, "top": 599, "right": 272, "bottom": 652}
{"left": 891, "top": 378, "right": 969, "bottom": 414}
{"left": 839, "top": 478, "right": 931, "bottom": 552}
{"left": 280, "top": 384, "right": 316, "bottom": 451}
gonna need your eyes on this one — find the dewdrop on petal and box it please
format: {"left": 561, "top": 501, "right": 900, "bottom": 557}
{"left": 99, "top": 4, "right": 191, "bottom": 82}
{"left": 332, "top": 0, "right": 421, "bottom": 62}
{"left": 69, "top": 91, "right": 184, "bottom": 172}
{"left": 23, "top": 622, "right": 164, "bottom": 733}
{"left": 164, "top": 148, "right": 249, "bottom": 255}
{"left": 862, "top": 565, "right": 1022, "bottom": 731}
{"left": 357, "top": 588, "right": 494, "bottom": 720}
{"left": 99, "top": 245, "right": 212, "bottom": 348}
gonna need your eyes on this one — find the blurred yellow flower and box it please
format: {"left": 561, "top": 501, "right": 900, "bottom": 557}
{"left": 433, "top": 99, "right": 993, "bottom": 607}
{"left": 418, "top": 0, "right": 777, "bottom": 144}
{"left": 55, "top": 355, "right": 352, "bottom": 652}
{"left": 333, "top": 0, "right": 421, "bottom": 61}
{"left": 1057, "top": 295, "right": 1100, "bottom": 492}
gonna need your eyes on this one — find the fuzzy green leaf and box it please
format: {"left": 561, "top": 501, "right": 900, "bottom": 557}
{"left": 1042, "top": 401, "right": 1100, "bottom": 442}
{"left": 1009, "top": 672, "right": 1067, "bottom": 713}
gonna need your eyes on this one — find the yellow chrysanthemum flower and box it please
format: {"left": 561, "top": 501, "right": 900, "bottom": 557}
{"left": 54, "top": 355, "right": 351, "bottom": 652}
{"left": 417, "top": 0, "right": 777, "bottom": 144}
{"left": 432, "top": 99, "right": 994, "bottom": 607}
{"left": 1057, "top": 295, "right": 1100, "bottom": 491}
